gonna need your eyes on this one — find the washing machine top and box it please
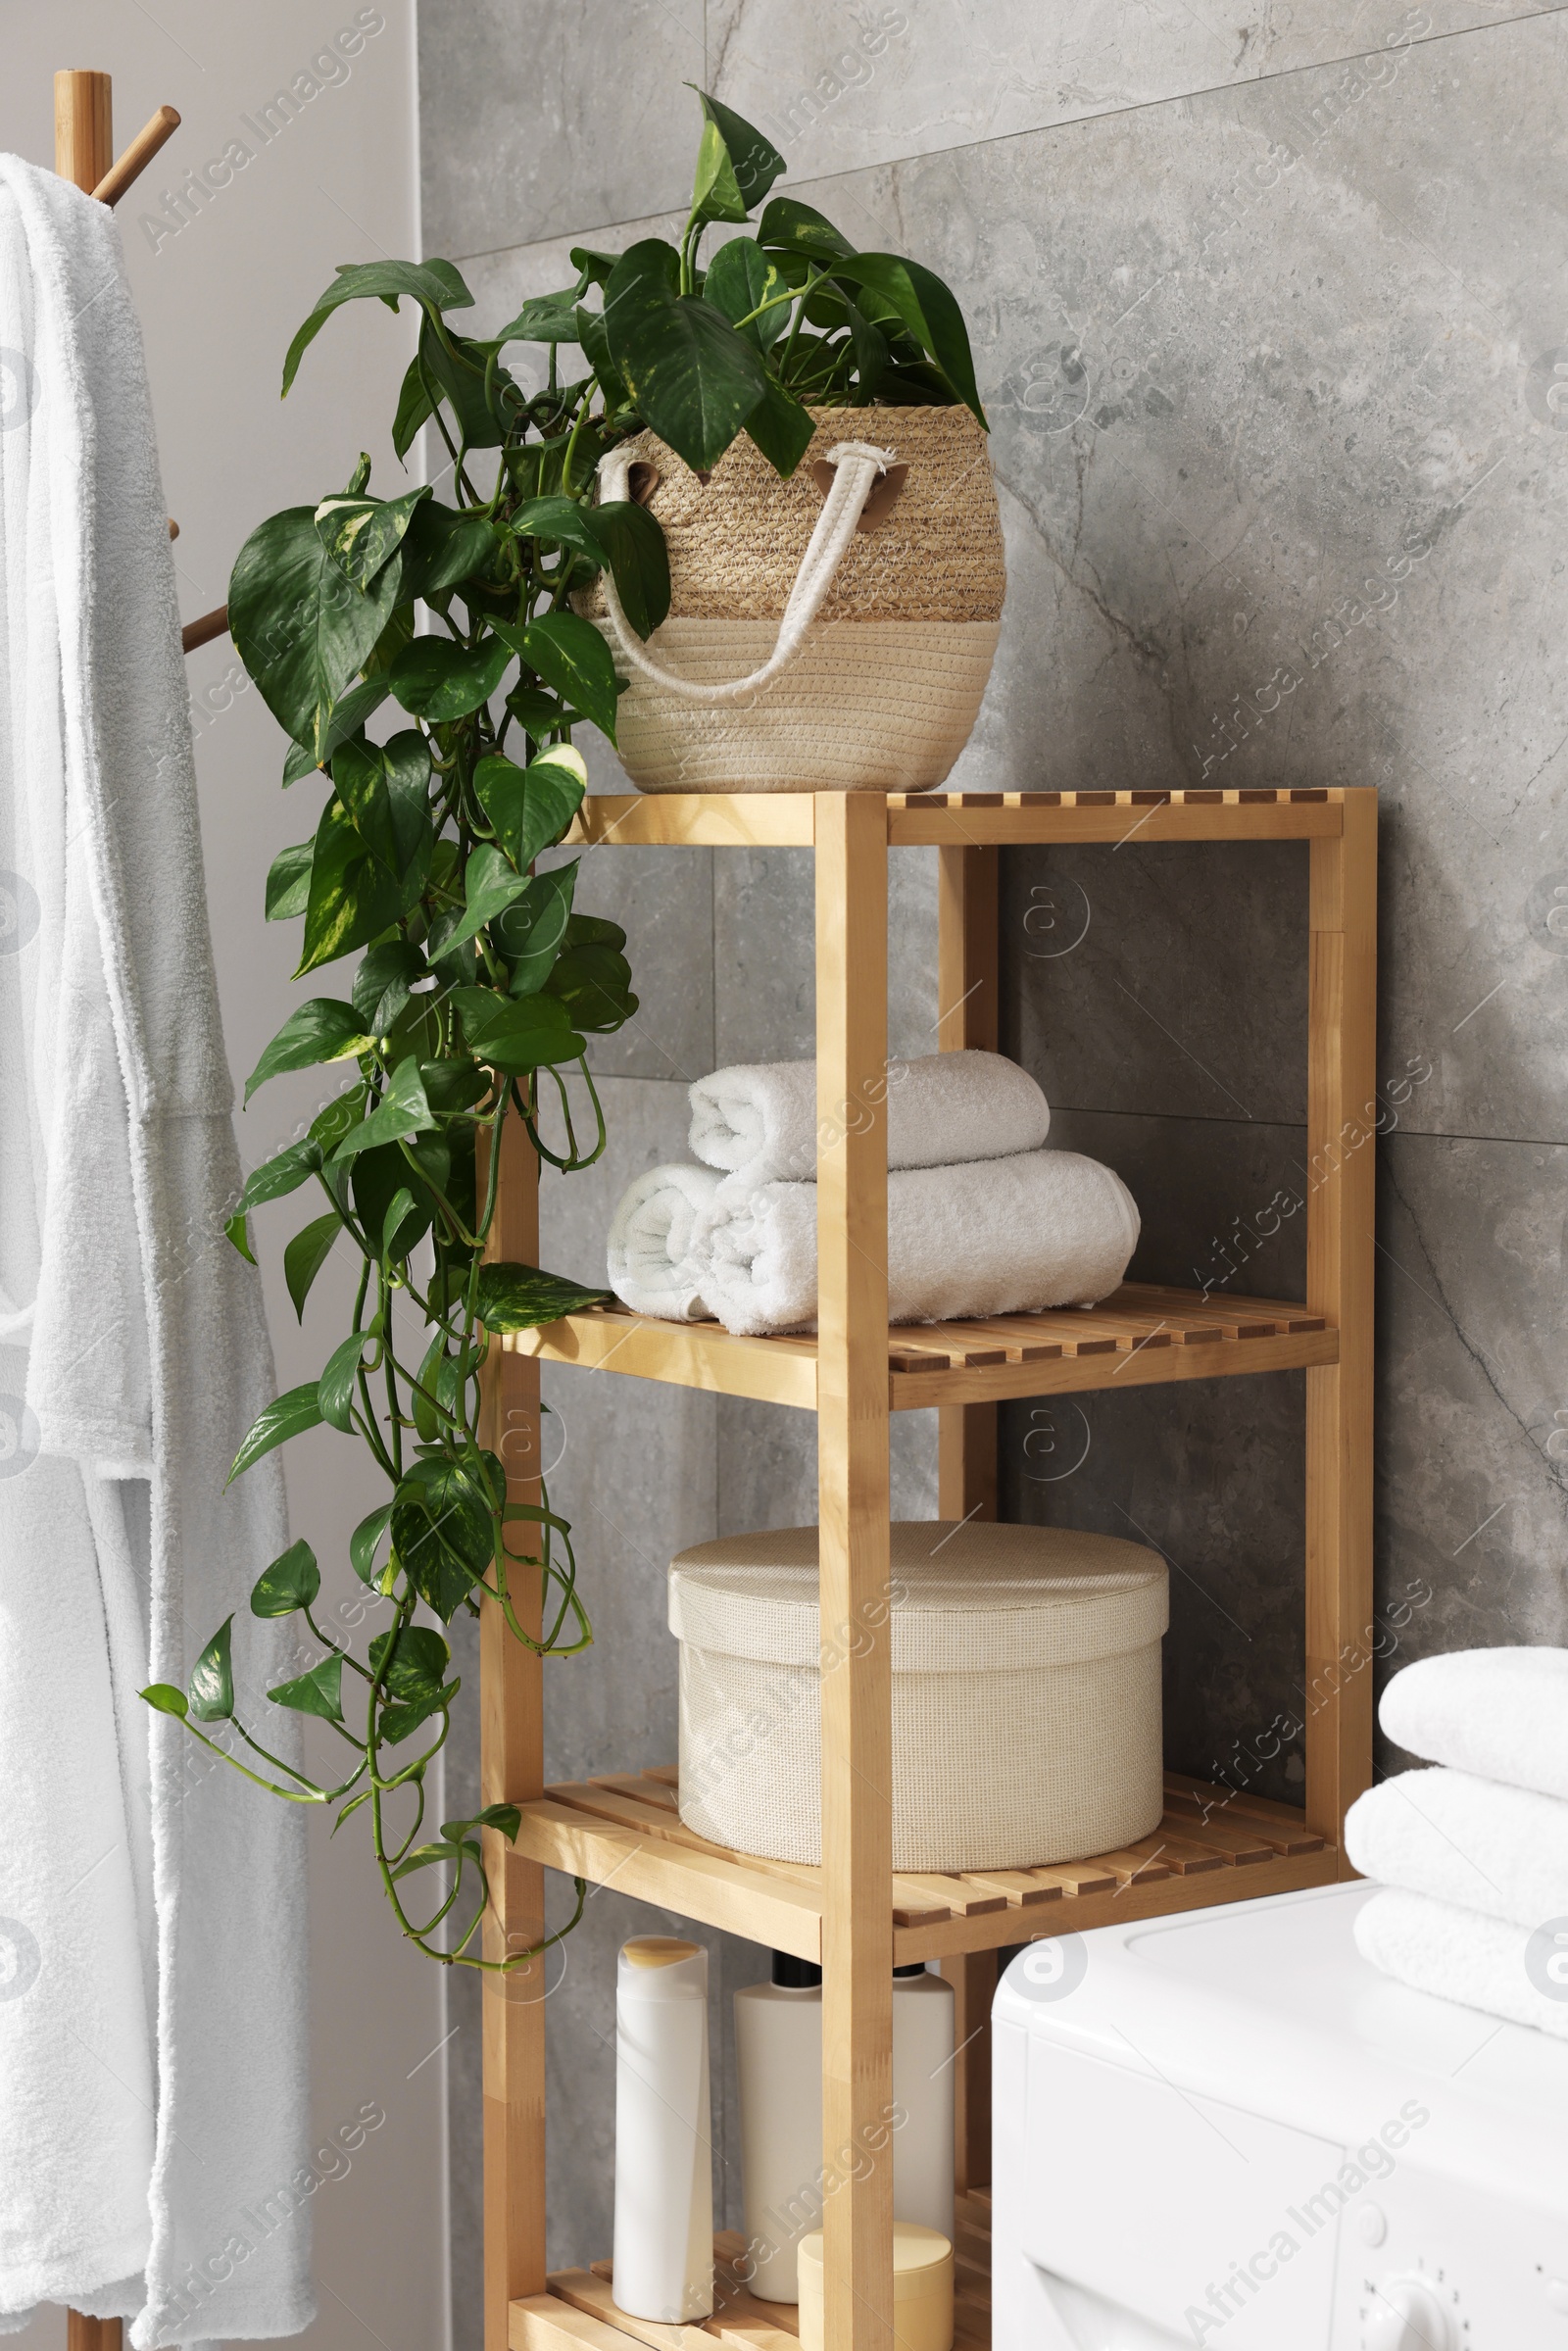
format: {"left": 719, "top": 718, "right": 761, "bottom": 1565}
{"left": 996, "top": 1881, "right": 1568, "bottom": 2208}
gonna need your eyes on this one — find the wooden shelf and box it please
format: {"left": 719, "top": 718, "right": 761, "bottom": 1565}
{"left": 511, "top": 1765, "right": 1337, "bottom": 1969}
{"left": 565, "top": 785, "right": 1347, "bottom": 851}
{"left": 506, "top": 1282, "right": 1335, "bottom": 1411}
{"left": 514, "top": 2201, "right": 996, "bottom": 2351}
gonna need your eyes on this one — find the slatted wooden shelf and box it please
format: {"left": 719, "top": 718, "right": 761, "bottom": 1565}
{"left": 509, "top": 1765, "right": 1336, "bottom": 1968}
{"left": 513, "top": 2202, "right": 996, "bottom": 2351}
{"left": 506, "top": 1281, "right": 1335, "bottom": 1410}
{"left": 565, "top": 784, "right": 1349, "bottom": 850}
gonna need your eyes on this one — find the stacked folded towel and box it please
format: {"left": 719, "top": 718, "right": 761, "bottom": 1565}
{"left": 607, "top": 1052, "right": 1141, "bottom": 1335}
{"left": 1347, "top": 1647, "right": 1568, "bottom": 2038}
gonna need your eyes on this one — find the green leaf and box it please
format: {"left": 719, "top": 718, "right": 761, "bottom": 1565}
{"left": 569, "top": 246, "right": 620, "bottom": 288}
{"left": 237, "top": 1137, "right": 322, "bottom": 1215}
{"left": 225, "top": 1211, "right": 256, "bottom": 1263}
{"left": 330, "top": 1056, "right": 436, "bottom": 1163}
{"left": 604, "top": 240, "right": 768, "bottom": 474}
{"left": 284, "top": 1211, "right": 343, "bottom": 1321}
{"left": 474, "top": 1261, "right": 612, "bottom": 1331}
{"left": 266, "top": 841, "right": 314, "bottom": 922}
{"left": 245, "top": 999, "right": 373, "bottom": 1103}
{"left": 392, "top": 354, "right": 435, "bottom": 459}
{"left": 281, "top": 678, "right": 394, "bottom": 786}
{"left": 315, "top": 484, "right": 431, "bottom": 590}
{"left": 369, "top": 1623, "right": 451, "bottom": 1700}
{"left": 828, "top": 253, "right": 985, "bottom": 425}
{"left": 281, "top": 258, "right": 474, "bottom": 396}
{"left": 743, "top": 375, "right": 815, "bottom": 477}
{"left": 434, "top": 842, "right": 534, "bottom": 955}
{"left": 318, "top": 1329, "right": 372, "bottom": 1433}
{"left": 690, "top": 89, "right": 787, "bottom": 211}
{"left": 416, "top": 313, "right": 509, "bottom": 450}
{"left": 509, "top": 494, "right": 606, "bottom": 565}
{"left": 574, "top": 304, "right": 628, "bottom": 408}
{"left": 228, "top": 1384, "right": 324, "bottom": 1484}
{"left": 390, "top": 1459, "right": 495, "bottom": 1622}
{"left": 585, "top": 500, "right": 671, "bottom": 639}
{"left": 704, "top": 237, "right": 793, "bottom": 352}
{"left": 399, "top": 500, "right": 497, "bottom": 601}
{"left": 493, "top": 862, "right": 578, "bottom": 993}
{"left": 229, "top": 508, "right": 401, "bottom": 754}
{"left": 188, "top": 1617, "right": 235, "bottom": 1721}
{"left": 689, "top": 114, "right": 750, "bottom": 228}
{"left": 443, "top": 1802, "right": 522, "bottom": 1840}
{"left": 332, "top": 730, "right": 432, "bottom": 877}
{"left": 141, "top": 1683, "right": 189, "bottom": 1719}
{"left": 497, "top": 291, "right": 582, "bottom": 344}
{"left": 381, "top": 1185, "right": 431, "bottom": 1260}
{"left": 251, "top": 1538, "right": 321, "bottom": 1618}
{"left": 844, "top": 295, "right": 889, "bottom": 403}
{"left": 353, "top": 941, "right": 428, "bottom": 1036}
{"left": 387, "top": 632, "right": 513, "bottom": 722}
{"left": 546, "top": 939, "right": 638, "bottom": 1033}
{"left": 451, "top": 985, "right": 584, "bottom": 1073}
{"left": 473, "top": 745, "right": 587, "bottom": 873}
{"left": 297, "top": 798, "right": 403, "bottom": 978}
{"left": 756, "top": 197, "right": 855, "bottom": 262}
{"left": 520, "top": 610, "right": 621, "bottom": 739}
{"left": 269, "top": 1652, "right": 345, "bottom": 1722}
{"left": 350, "top": 1503, "right": 394, "bottom": 1587}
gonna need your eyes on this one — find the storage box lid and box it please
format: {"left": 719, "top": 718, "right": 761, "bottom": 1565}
{"left": 667, "top": 1521, "right": 1167, "bottom": 1674}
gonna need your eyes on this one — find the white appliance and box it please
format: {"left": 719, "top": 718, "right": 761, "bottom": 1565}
{"left": 993, "top": 1883, "right": 1568, "bottom": 2348}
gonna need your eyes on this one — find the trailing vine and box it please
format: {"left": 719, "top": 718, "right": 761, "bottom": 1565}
{"left": 143, "top": 88, "right": 981, "bottom": 1974}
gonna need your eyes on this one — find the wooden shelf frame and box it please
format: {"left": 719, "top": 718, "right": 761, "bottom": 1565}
{"left": 480, "top": 786, "right": 1377, "bottom": 2351}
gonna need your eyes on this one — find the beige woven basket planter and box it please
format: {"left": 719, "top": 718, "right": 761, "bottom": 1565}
{"left": 579, "top": 408, "right": 1005, "bottom": 794}
{"left": 667, "top": 1519, "right": 1168, "bottom": 1873}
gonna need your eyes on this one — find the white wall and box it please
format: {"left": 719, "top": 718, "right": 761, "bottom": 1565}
{"left": 0, "top": 12, "right": 449, "bottom": 2351}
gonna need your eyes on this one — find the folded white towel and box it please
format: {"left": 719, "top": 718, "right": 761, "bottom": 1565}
{"left": 696, "top": 1150, "right": 1139, "bottom": 1337}
{"left": 1380, "top": 1647, "right": 1568, "bottom": 1799}
{"left": 606, "top": 1164, "right": 722, "bottom": 1319}
{"left": 1353, "top": 1886, "right": 1568, "bottom": 2040}
{"left": 687, "top": 1050, "right": 1050, "bottom": 1190}
{"left": 1345, "top": 1767, "right": 1568, "bottom": 1927}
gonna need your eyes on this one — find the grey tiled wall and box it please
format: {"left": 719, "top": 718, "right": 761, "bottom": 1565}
{"left": 418, "top": 4, "right": 1568, "bottom": 2328}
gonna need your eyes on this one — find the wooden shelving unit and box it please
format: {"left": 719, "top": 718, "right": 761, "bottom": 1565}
{"left": 480, "top": 787, "right": 1376, "bottom": 2351}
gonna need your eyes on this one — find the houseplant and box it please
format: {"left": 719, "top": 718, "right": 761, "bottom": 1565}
{"left": 144, "top": 88, "right": 987, "bottom": 1974}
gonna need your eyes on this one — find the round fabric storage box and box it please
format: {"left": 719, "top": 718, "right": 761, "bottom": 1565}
{"left": 667, "top": 1520, "right": 1168, "bottom": 1874}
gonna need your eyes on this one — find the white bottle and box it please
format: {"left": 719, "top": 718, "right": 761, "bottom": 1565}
{"left": 735, "top": 1956, "right": 956, "bottom": 2302}
{"left": 612, "top": 1937, "right": 713, "bottom": 2323}
{"left": 892, "top": 1963, "right": 955, "bottom": 2245}
{"left": 735, "top": 1951, "right": 824, "bottom": 2302}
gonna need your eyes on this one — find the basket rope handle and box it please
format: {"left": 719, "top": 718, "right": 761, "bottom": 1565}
{"left": 593, "top": 439, "right": 896, "bottom": 706}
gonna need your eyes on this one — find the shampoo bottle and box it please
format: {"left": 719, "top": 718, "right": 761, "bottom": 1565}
{"left": 891, "top": 1963, "right": 955, "bottom": 2244}
{"left": 734, "top": 1950, "right": 823, "bottom": 2301}
{"left": 612, "top": 1936, "right": 713, "bottom": 2323}
{"left": 735, "top": 1955, "right": 956, "bottom": 2301}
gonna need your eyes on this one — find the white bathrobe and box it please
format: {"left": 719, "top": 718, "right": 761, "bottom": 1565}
{"left": 0, "top": 157, "right": 312, "bottom": 2340}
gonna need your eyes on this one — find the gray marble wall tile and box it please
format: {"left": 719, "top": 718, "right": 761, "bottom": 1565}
{"left": 1373, "top": 1128, "right": 1568, "bottom": 1763}
{"left": 1002, "top": 842, "right": 1310, "bottom": 1125}
{"left": 418, "top": 0, "right": 705, "bottom": 259}
{"left": 542, "top": 844, "right": 715, "bottom": 1086}
{"left": 712, "top": 848, "right": 939, "bottom": 1065}
{"left": 707, "top": 2, "right": 1563, "bottom": 186}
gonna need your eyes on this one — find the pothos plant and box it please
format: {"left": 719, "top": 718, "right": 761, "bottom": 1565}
{"left": 142, "top": 89, "right": 983, "bottom": 1975}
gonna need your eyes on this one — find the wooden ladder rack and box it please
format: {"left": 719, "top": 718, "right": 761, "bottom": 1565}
{"left": 485, "top": 787, "right": 1376, "bottom": 2351}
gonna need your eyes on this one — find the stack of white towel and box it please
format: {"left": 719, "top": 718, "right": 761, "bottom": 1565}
{"left": 607, "top": 1051, "right": 1140, "bottom": 1336}
{"left": 1347, "top": 1647, "right": 1568, "bottom": 2038}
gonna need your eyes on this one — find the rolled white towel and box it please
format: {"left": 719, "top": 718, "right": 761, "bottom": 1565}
{"left": 696, "top": 1150, "right": 1139, "bottom": 1338}
{"left": 606, "top": 1164, "right": 722, "bottom": 1320}
{"left": 688, "top": 1050, "right": 1050, "bottom": 1190}
{"left": 1380, "top": 1647, "right": 1568, "bottom": 1799}
{"left": 1345, "top": 1767, "right": 1568, "bottom": 1927}
{"left": 1353, "top": 1886, "right": 1568, "bottom": 2040}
